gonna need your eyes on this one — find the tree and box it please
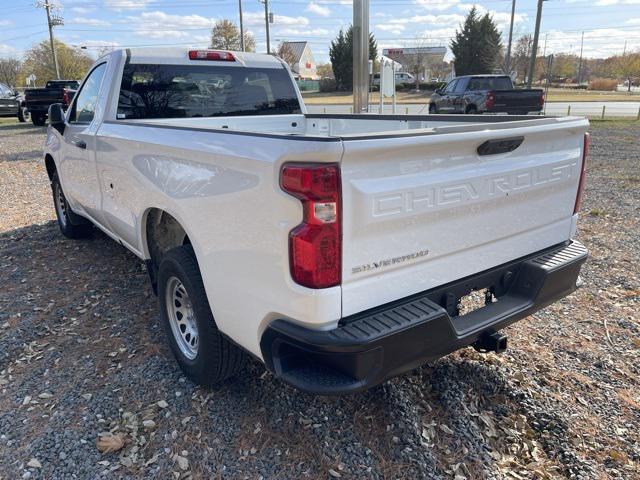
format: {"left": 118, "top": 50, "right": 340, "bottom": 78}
{"left": 277, "top": 42, "right": 297, "bottom": 69}
{"left": 210, "top": 19, "right": 255, "bottom": 52}
{"left": 0, "top": 58, "right": 22, "bottom": 87}
{"left": 329, "top": 25, "right": 377, "bottom": 91}
{"left": 614, "top": 52, "right": 640, "bottom": 92}
{"left": 316, "top": 63, "right": 334, "bottom": 78}
{"left": 20, "top": 40, "right": 93, "bottom": 86}
{"left": 450, "top": 7, "right": 503, "bottom": 76}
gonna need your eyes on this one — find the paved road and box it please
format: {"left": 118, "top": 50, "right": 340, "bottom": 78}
{"left": 306, "top": 101, "right": 640, "bottom": 118}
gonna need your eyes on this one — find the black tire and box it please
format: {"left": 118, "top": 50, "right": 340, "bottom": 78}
{"left": 18, "top": 106, "right": 30, "bottom": 123}
{"left": 429, "top": 102, "right": 437, "bottom": 114}
{"left": 158, "top": 245, "right": 246, "bottom": 387}
{"left": 466, "top": 105, "right": 478, "bottom": 115}
{"left": 32, "top": 113, "right": 46, "bottom": 126}
{"left": 51, "top": 172, "right": 93, "bottom": 239}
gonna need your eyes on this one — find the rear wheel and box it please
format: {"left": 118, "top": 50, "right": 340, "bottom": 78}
{"left": 32, "top": 113, "right": 46, "bottom": 126}
{"left": 17, "top": 106, "right": 30, "bottom": 123}
{"left": 51, "top": 172, "right": 93, "bottom": 239}
{"left": 465, "top": 105, "right": 478, "bottom": 115}
{"left": 158, "top": 245, "right": 246, "bottom": 386}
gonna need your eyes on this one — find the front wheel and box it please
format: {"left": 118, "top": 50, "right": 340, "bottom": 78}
{"left": 465, "top": 105, "right": 478, "bottom": 115}
{"left": 158, "top": 246, "right": 246, "bottom": 387}
{"left": 18, "top": 106, "right": 30, "bottom": 123}
{"left": 32, "top": 113, "right": 46, "bottom": 126}
{"left": 51, "top": 172, "right": 93, "bottom": 239}
{"left": 428, "top": 102, "right": 437, "bottom": 114}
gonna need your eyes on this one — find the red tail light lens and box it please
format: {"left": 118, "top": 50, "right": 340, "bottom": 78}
{"left": 188, "top": 50, "right": 235, "bottom": 61}
{"left": 540, "top": 93, "right": 545, "bottom": 108}
{"left": 281, "top": 163, "right": 341, "bottom": 289}
{"left": 62, "top": 88, "right": 69, "bottom": 105}
{"left": 574, "top": 133, "right": 589, "bottom": 214}
{"left": 486, "top": 92, "right": 495, "bottom": 109}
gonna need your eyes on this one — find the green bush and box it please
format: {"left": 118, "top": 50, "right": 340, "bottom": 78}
{"left": 319, "top": 78, "right": 337, "bottom": 92}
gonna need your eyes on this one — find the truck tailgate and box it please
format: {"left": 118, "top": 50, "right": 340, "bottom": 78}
{"left": 340, "top": 120, "right": 588, "bottom": 316}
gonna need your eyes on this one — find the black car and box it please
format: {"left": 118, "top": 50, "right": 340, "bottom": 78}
{"left": 429, "top": 75, "right": 544, "bottom": 115}
{"left": 24, "top": 79, "right": 79, "bottom": 126}
{"left": 0, "top": 82, "right": 29, "bottom": 122}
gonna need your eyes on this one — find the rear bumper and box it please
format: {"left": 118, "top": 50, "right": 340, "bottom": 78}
{"left": 260, "top": 240, "right": 587, "bottom": 395}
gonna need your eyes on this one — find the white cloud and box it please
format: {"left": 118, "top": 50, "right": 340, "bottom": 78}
{"left": 126, "top": 11, "right": 216, "bottom": 39}
{"left": 595, "top": 0, "right": 640, "bottom": 4}
{"left": 376, "top": 24, "right": 406, "bottom": 35}
{"left": 104, "top": 0, "right": 150, "bottom": 11}
{"left": 244, "top": 11, "right": 310, "bottom": 27}
{"left": 0, "top": 20, "right": 13, "bottom": 26}
{"left": 0, "top": 43, "right": 20, "bottom": 56}
{"left": 306, "top": 2, "right": 331, "bottom": 17}
{"left": 71, "top": 17, "right": 111, "bottom": 27}
{"left": 415, "top": 0, "right": 461, "bottom": 12}
{"left": 71, "top": 6, "right": 95, "bottom": 14}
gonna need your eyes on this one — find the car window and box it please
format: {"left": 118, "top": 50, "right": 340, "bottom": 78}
{"left": 117, "top": 63, "right": 301, "bottom": 120}
{"left": 70, "top": 63, "right": 107, "bottom": 124}
{"left": 444, "top": 80, "right": 457, "bottom": 93}
{"left": 454, "top": 79, "right": 467, "bottom": 93}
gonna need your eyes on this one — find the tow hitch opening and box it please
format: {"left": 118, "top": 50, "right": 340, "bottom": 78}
{"left": 474, "top": 332, "right": 508, "bottom": 354}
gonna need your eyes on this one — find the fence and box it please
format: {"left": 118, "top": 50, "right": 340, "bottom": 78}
{"left": 296, "top": 79, "right": 320, "bottom": 92}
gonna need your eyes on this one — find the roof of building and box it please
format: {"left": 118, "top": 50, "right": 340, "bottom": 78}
{"left": 281, "top": 41, "right": 309, "bottom": 63}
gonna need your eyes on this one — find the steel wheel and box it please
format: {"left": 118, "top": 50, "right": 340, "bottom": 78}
{"left": 165, "top": 276, "right": 199, "bottom": 360}
{"left": 54, "top": 181, "right": 68, "bottom": 228}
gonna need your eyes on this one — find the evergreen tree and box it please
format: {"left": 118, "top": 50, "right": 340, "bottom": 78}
{"left": 329, "top": 26, "right": 377, "bottom": 91}
{"left": 450, "top": 7, "right": 503, "bottom": 75}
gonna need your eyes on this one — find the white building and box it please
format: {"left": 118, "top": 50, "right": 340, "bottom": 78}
{"left": 281, "top": 41, "right": 318, "bottom": 80}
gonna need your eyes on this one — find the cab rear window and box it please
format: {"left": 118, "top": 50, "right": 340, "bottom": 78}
{"left": 117, "top": 63, "right": 301, "bottom": 119}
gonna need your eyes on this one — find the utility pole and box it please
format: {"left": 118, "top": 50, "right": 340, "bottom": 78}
{"left": 577, "top": 31, "right": 584, "bottom": 85}
{"left": 353, "top": 0, "right": 370, "bottom": 113}
{"left": 526, "top": 0, "right": 545, "bottom": 89}
{"left": 504, "top": 0, "right": 516, "bottom": 75}
{"left": 39, "top": 1, "right": 62, "bottom": 79}
{"left": 239, "top": 0, "right": 245, "bottom": 51}
{"left": 261, "top": 0, "right": 271, "bottom": 54}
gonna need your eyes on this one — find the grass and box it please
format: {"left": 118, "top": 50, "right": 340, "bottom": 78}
{"left": 302, "top": 87, "right": 640, "bottom": 105}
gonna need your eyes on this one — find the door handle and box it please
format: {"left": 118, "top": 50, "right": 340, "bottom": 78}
{"left": 72, "top": 140, "right": 87, "bottom": 149}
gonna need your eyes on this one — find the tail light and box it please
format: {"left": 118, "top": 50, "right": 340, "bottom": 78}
{"left": 486, "top": 91, "right": 495, "bottom": 109}
{"left": 540, "top": 92, "right": 545, "bottom": 108}
{"left": 188, "top": 50, "right": 235, "bottom": 61}
{"left": 574, "top": 133, "right": 589, "bottom": 214}
{"left": 281, "top": 163, "right": 341, "bottom": 289}
{"left": 62, "top": 88, "right": 70, "bottom": 105}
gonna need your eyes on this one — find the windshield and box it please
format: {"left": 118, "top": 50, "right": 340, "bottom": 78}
{"left": 117, "top": 63, "right": 301, "bottom": 120}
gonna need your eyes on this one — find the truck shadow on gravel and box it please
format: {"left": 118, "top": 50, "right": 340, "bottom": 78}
{"left": 0, "top": 222, "right": 598, "bottom": 479}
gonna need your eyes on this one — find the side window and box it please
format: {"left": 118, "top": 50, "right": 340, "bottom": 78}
{"left": 70, "top": 63, "right": 107, "bottom": 124}
{"left": 0, "top": 84, "right": 9, "bottom": 96}
{"left": 454, "top": 79, "right": 467, "bottom": 93}
{"left": 445, "top": 80, "right": 457, "bottom": 93}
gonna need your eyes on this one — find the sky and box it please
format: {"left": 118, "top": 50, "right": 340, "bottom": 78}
{"left": 1, "top": 0, "right": 639, "bottom": 63}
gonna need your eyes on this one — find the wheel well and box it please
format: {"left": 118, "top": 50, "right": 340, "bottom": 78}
{"left": 45, "top": 154, "right": 56, "bottom": 181}
{"left": 145, "top": 209, "right": 191, "bottom": 263}
{"left": 466, "top": 104, "right": 478, "bottom": 113}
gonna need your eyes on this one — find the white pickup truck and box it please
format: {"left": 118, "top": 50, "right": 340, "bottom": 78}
{"left": 44, "top": 48, "right": 589, "bottom": 395}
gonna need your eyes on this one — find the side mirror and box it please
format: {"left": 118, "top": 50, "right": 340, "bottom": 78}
{"left": 434, "top": 89, "right": 443, "bottom": 95}
{"left": 48, "top": 103, "right": 66, "bottom": 135}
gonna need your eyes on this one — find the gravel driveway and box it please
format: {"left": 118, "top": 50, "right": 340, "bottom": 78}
{"left": 0, "top": 120, "right": 638, "bottom": 480}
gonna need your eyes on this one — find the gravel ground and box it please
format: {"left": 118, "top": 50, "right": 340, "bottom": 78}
{"left": 0, "top": 119, "right": 638, "bottom": 480}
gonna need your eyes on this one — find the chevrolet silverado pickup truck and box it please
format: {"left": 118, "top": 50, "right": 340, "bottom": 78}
{"left": 25, "top": 79, "right": 79, "bottom": 126}
{"left": 0, "top": 83, "right": 29, "bottom": 122}
{"left": 43, "top": 48, "right": 588, "bottom": 395}
{"left": 429, "top": 75, "right": 544, "bottom": 115}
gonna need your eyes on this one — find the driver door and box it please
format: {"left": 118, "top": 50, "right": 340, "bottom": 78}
{"left": 58, "top": 62, "right": 108, "bottom": 224}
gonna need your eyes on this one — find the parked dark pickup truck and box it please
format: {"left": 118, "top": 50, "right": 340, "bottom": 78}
{"left": 0, "top": 82, "right": 29, "bottom": 122}
{"left": 429, "top": 75, "right": 544, "bottom": 115}
{"left": 25, "top": 80, "right": 79, "bottom": 126}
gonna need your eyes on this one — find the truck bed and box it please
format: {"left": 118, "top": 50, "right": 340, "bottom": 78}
{"left": 115, "top": 113, "right": 583, "bottom": 139}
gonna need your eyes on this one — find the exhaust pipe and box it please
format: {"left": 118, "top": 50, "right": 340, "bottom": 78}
{"left": 474, "top": 332, "right": 508, "bottom": 354}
